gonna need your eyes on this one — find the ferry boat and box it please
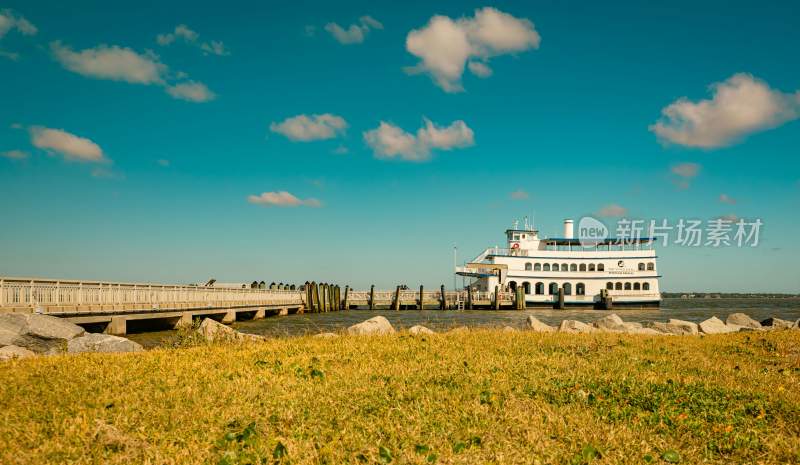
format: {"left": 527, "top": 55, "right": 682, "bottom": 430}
{"left": 455, "top": 219, "right": 661, "bottom": 308}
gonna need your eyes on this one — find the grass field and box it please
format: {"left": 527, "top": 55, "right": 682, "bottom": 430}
{"left": 1, "top": 329, "right": 799, "bottom": 464}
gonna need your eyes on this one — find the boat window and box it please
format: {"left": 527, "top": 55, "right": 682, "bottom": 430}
{"left": 552, "top": 263, "right": 559, "bottom": 271}
{"left": 598, "top": 264, "right": 605, "bottom": 271}
{"left": 543, "top": 264, "right": 551, "bottom": 271}
{"left": 606, "top": 282, "right": 613, "bottom": 290}
{"left": 624, "top": 282, "right": 632, "bottom": 290}
{"left": 534, "top": 263, "right": 542, "bottom": 271}
{"left": 643, "top": 282, "right": 650, "bottom": 291}
{"left": 615, "top": 282, "right": 622, "bottom": 290}
{"left": 563, "top": 283, "right": 572, "bottom": 295}
{"left": 535, "top": 282, "right": 544, "bottom": 294}
{"left": 634, "top": 282, "right": 641, "bottom": 290}
{"left": 513, "top": 234, "right": 520, "bottom": 240}
{"left": 638, "top": 263, "right": 645, "bottom": 271}
{"left": 560, "top": 264, "right": 568, "bottom": 272}
{"left": 523, "top": 282, "right": 531, "bottom": 294}
{"left": 588, "top": 263, "right": 595, "bottom": 271}
{"left": 647, "top": 263, "right": 655, "bottom": 271}
{"left": 576, "top": 283, "right": 585, "bottom": 295}
{"left": 508, "top": 281, "right": 517, "bottom": 292}
{"left": 525, "top": 262, "right": 532, "bottom": 271}
{"left": 570, "top": 264, "right": 577, "bottom": 272}
{"left": 579, "top": 264, "right": 586, "bottom": 272}
{"left": 548, "top": 283, "right": 558, "bottom": 295}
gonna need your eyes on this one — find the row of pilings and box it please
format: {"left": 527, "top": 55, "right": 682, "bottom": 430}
{"left": 304, "top": 282, "right": 348, "bottom": 313}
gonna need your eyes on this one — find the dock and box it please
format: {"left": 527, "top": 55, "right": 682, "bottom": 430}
{"left": 0, "top": 277, "right": 530, "bottom": 335}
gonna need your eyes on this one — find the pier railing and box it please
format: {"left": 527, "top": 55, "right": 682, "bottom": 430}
{"left": 0, "top": 277, "right": 304, "bottom": 312}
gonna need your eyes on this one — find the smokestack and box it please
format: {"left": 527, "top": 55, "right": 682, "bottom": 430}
{"left": 563, "top": 219, "right": 574, "bottom": 239}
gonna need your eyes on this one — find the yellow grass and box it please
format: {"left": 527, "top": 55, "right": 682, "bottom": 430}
{"left": 1, "top": 330, "right": 799, "bottom": 464}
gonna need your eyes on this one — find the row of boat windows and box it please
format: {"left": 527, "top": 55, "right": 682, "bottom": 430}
{"left": 608, "top": 282, "right": 651, "bottom": 291}
{"left": 523, "top": 262, "right": 655, "bottom": 272}
{"left": 509, "top": 281, "right": 651, "bottom": 295}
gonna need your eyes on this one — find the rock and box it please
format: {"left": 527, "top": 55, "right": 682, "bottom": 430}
{"left": 525, "top": 316, "right": 555, "bottom": 332}
{"left": 622, "top": 322, "right": 643, "bottom": 330}
{"left": 593, "top": 314, "right": 627, "bottom": 332}
{"left": 726, "top": 313, "right": 761, "bottom": 329}
{"left": 628, "top": 327, "right": 664, "bottom": 336}
{"left": 558, "top": 320, "right": 595, "bottom": 334}
{"left": 698, "top": 316, "right": 739, "bottom": 334}
{"left": 67, "top": 333, "right": 143, "bottom": 354}
{"left": 0, "top": 345, "right": 36, "bottom": 361}
{"left": 760, "top": 317, "right": 795, "bottom": 330}
{"left": 347, "top": 316, "right": 395, "bottom": 335}
{"left": 501, "top": 326, "right": 518, "bottom": 333}
{"left": 0, "top": 313, "right": 85, "bottom": 354}
{"left": 409, "top": 325, "right": 435, "bottom": 335}
{"left": 197, "top": 318, "right": 264, "bottom": 342}
{"left": 313, "top": 332, "right": 338, "bottom": 338}
{"left": 648, "top": 319, "right": 698, "bottom": 335}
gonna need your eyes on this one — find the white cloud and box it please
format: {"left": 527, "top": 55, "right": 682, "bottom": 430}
{"left": 405, "top": 7, "right": 540, "bottom": 92}
{"left": 51, "top": 41, "right": 166, "bottom": 85}
{"left": 363, "top": 118, "right": 474, "bottom": 161}
{"left": 650, "top": 73, "right": 800, "bottom": 148}
{"left": 1, "top": 149, "right": 28, "bottom": 160}
{"left": 510, "top": 189, "right": 529, "bottom": 200}
{"left": 596, "top": 204, "right": 627, "bottom": 218}
{"left": 719, "top": 193, "right": 736, "bottom": 205}
{"left": 0, "top": 9, "right": 37, "bottom": 39}
{"left": 247, "top": 191, "right": 321, "bottom": 208}
{"left": 270, "top": 114, "right": 348, "bottom": 141}
{"left": 670, "top": 162, "right": 700, "bottom": 189}
{"left": 29, "top": 126, "right": 105, "bottom": 162}
{"left": 51, "top": 41, "right": 215, "bottom": 103}
{"left": 324, "top": 16, "right": 383, "bottom": 45}
{"left": 166, "top": 81, "right": 216, "bottom": 102}
{"left": 671, "top": 162, "right": 700, "bottom": 178}
{"left": 156, "top": 24, "right": 229, "bottom": 56}
{"left": 468, "top": 61, "right": 492, "bottom": 78}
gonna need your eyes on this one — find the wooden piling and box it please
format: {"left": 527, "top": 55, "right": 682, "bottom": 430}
{"left": 393, "top": 286, "right": 401, "bottom": 310}
{"left": 314, "top": 283, "right": 321, "bottom": 313}
{"left": 493, "top": 285, "right": 500, "bottom": 310}
{"left": 306, "top": 282, "right": 313, "bottom": 311}
{"left": 440, "top": 284, "right": 446, "bottom": 310}
{"left": 556, "top": 288, "right": 565, "bottom": 310}
{"left": 519, "top": 286, "right": 527, "bottom": 310}
{"left": 343, "top": 285, "right": 349, "bottom": 310}
{"left": 418, "top": 285, "right": 424, "bottom": 310}
{"left": 334, "top": 285, "right": 340, "bottom": 311}
{"left": 369, "top": 285, "right": 375, "bottom": 310}
{"left": 467, "top": 287, "right": 473, "bottom": 310}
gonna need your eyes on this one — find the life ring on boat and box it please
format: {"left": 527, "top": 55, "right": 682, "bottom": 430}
{"left": 511, "top": 243, "right": 520, "bottom": 249}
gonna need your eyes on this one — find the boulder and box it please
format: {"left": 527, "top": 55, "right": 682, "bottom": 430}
{"left": 67, "top": 333, "right": 143, "bottom": 354}
{"left": 558, "top": 320, "right": 595, "bottom": 334}
{"left": 0, "top": 313, "right": 85, "bottom": 354}
{"left": 593, "top": 314, "right": 627, "bottom": 332}
{"left": 197, "top": 318, "right": 263, "bottom": 342}
{"left": 501, "top": 326, "right": 519, "bottom": 333}
{"left": 347, "top": 316, "right": 395, "bottom": 335}
{"left": 759, "top": 317, "right": 795, "bottom": 330}
{"left": 648, "top": 319, "right": 698, "bottom": 335}
{"left": 526, "top": 316, "right": 555, "bottom": 332}
{"left": 408, "top": 325, "right": 435, "bottom": 335}
{"left": 313, "top": 332, "right": 338, "bottom": 338}
{"left": 628, "top": 327, "right": 664, "bottom": 336}
{"left": 0, "top": 345, "right": 36, "bottom": 361}
{"left": 726, "top": 313, "right": 761, "bottom": 329}
{"left": 698, "top": 316, "right": 739, "bottom": 334}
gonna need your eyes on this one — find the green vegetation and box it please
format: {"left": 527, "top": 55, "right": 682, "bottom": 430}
{"left": 1, "top": 330, "right": 799, "bottom": 464}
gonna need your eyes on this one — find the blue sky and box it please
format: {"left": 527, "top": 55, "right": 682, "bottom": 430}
{"left": 1, "top": 0, "right": 798, "bottom": 292}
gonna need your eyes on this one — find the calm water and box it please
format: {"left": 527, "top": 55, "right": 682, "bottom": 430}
{"left": 128, "top": 298, "right": 800, "bottom": 348}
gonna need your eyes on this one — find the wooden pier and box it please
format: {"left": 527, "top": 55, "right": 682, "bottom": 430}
{"left": 0, "top": 277, "right": 532, "bottom": 335}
